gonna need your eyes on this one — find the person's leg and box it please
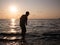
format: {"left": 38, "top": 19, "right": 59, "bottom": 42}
{"left": 22, "top": 26, "right": 26, "bottom": 40}
{"left": 21, "top": 26, "right": 26, "bottom": 41}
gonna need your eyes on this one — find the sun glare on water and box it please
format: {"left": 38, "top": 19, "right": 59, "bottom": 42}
{"left": 11, "top": 19, "right": 16, "bottom": 25}
{"left": 9, "top": 19, "right": 16, "bottom": 33}
{"left": 10, "top": 29, "right": 16, "bottom": 33}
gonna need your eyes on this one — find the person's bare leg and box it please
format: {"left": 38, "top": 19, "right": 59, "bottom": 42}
{"left": 21, "top": 26, "right": 26, "bottom": 42}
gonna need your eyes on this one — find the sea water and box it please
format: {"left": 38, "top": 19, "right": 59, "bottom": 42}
{"left": 0, "top": 19, "right": 60, "bottom": 33}
{"left": 0, "top": 19, "right": 60, "bottom": 45}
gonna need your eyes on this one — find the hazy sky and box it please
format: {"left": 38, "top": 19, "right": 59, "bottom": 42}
{"left": 0, "top": 0, "right": 60, "bottom": 19}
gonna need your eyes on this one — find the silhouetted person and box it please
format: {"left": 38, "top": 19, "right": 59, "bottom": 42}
{"left": 20, "top": 11, "right": 30, "bottom": 41}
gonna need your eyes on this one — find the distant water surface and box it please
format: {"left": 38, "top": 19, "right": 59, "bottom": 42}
{"left": 0, "top": 19, "right": 60, "bottom": 34}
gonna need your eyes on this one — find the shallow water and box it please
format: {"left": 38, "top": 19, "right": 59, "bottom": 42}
{"left": 0, "top": 19, "right": 60, "bottom": 45}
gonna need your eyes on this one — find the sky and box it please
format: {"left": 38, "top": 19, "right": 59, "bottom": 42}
{"left": 0, "top": 0, "right": 60, "bottom": 19}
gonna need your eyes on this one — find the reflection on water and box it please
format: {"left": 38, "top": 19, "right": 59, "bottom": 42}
{"left": 6, "top": 41, "right": 20, "bottom": 45}
{"left": 5, "top": 39, "right": 27, "bottom": 45}
{"left": 10, "top": 19, "right": 16, "bottom": 28}
{"left": 10, "top": 29, "right": 16, "bottom": 33}
{"left": 10, "top": 19, "right": 17, "bottom": 33}
{"left": 3, "top": 36, "right": 16, "bottom": 40}
{"left": 11, "top": 19, "right": 16, "bottom": 26}
{"left": 9, "top": 37, "right": 16, "bottom": 40}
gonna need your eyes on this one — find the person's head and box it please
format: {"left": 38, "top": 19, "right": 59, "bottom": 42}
{"left": 25, "top": 11, "right": 30, "bottom": 16}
